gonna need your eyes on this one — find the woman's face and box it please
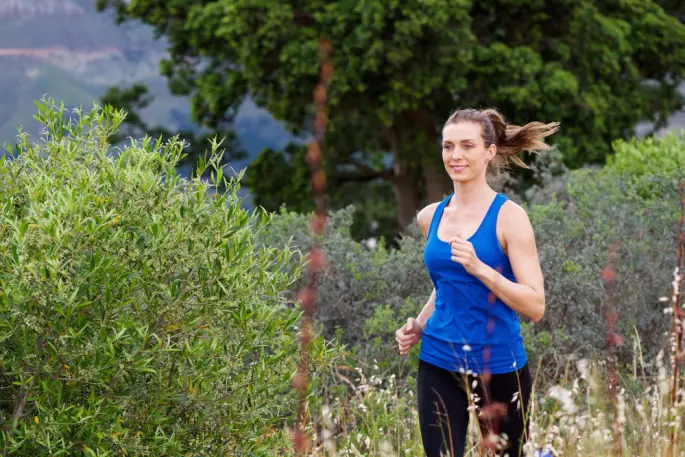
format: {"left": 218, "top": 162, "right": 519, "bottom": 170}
{"left": 441, "top": 121, "right": 496, "bottom": 183}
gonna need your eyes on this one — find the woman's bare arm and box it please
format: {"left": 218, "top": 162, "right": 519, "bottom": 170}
{"left": 415, "top": 288, "right": 436, "bottom": 329}
{"left": 472, "top": 202, "right": 545, "bottom": 322}
{"left": 413, "top": 203, "right": 440, "bottom": 328}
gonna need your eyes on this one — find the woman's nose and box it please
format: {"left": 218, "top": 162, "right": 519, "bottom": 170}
{"left": 450, "top": 149, "right": 463, "bottom": 161}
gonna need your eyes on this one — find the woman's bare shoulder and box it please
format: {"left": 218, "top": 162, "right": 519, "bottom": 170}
{"left": 416, "top": 202, "right": 441, "bottom": 238}
{"left": 500, "top": 199, "right": 535, "bottom": 240}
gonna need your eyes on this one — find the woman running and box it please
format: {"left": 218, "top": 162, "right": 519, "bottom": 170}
{"left": 395, "top": 108, "right": 558, "bottom": 457}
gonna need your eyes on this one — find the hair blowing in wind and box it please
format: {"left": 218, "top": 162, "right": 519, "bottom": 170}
{"left": 445, "top": 108, "right": 560, "bottom": 171}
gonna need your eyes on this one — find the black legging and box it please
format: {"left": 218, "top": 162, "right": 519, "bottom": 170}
{"left": 417, "top": 359, "right": 532, "bottom": 457}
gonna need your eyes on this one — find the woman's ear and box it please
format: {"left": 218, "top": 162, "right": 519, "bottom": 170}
{"left": 487, "top": 144, "right": 497, "bottom": 162}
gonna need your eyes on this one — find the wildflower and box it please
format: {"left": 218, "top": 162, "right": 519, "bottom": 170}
{"left": 657, "top": 350, "right": 669, "bottom": 396}
{"left": 547, "top": 386, "right": 578, "bottom": 414}
{"left": 617, "top": 388, "right": 626, "bottom": 425}
{"left": 379, "top": 440, "right": 394, "bottom": 455}
{"left": 576, "top": 358, "right": 589, "bottom": 379}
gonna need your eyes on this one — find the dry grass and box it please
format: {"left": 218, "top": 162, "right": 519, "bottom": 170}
{"left": 293, "top": 348, "right": 683, "bottom": 457}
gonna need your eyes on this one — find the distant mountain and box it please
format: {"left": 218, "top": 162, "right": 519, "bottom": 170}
{"left": 1, "top": 0, "right": 86, "bottom": 20}
{"left": 0, "top": 0, "right": 291, "bottom": 174}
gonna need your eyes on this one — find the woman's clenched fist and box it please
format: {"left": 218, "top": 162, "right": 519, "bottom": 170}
{"left": 395, "top": 317, "right": 423, "bottom": 356}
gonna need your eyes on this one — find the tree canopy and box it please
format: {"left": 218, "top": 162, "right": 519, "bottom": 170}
{"left": 98, "top": 0, "right": 685, "bottom": 238}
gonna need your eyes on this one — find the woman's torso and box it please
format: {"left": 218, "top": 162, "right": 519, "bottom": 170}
{"left": 419, "top": 193, "right": 527, "bottom": 375}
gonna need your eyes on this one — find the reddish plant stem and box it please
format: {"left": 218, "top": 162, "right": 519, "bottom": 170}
{"left": 667, "top": 178, "right": 685, "bottom": 457}
{"left": 292, "top": 38, "right": 332, "bottom": 456}
{"left": 478, "top": 269, "right": 508, "bottom": 455}
{"left": 601, "top": 240, "right": 623, "bottom": 456}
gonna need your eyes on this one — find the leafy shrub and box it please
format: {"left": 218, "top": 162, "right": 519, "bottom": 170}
{"left": 604, "top": 133, "right": 685, "bottom": 198}
{"left": 259, "top": 207, "right": 431, "bottom": 377}
{"left": 528, "top": 167, "right": 680, "bottom": 375}
{"left": 0, "top": 99, "right": 336, "bottom": 456}
{"left": 607, "top": 133, "right": 685, "bottom": 178}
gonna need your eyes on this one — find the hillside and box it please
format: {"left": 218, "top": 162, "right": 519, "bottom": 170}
{"left": 0, "top": 0, "right": 290, "bottom": 170}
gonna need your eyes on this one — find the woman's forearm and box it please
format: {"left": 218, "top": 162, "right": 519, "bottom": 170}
{"left": 475, "top": 264, "right": 545, "bottom": 322}
{"left": 416, "top": 288, "right": 436, "bottom": 328}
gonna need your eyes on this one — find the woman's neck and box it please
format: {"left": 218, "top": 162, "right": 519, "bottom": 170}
{"left": 451, "top": 176, "right": 495, "bottom": 208}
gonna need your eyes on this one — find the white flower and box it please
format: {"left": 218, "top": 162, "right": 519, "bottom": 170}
{"left": 547, "top": 386, "right": 578, "bottom": 414}
{"left": 379, "top": 440, "right": 394, "bottom": 455}
{"left": 576, "top": 358, "right": 589, "bottom": 379}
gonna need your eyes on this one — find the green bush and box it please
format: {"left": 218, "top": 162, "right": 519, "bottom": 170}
{"left": 604, "top": 133, "right": 685, "bottom": 198}
{"left": 607, "top": 133, "right": 685, "bottom": 178}
{"left": 259, "top": 207, "right": 431, "bottom": 378}
{"left": 0, "top": 99, "right": 336, "bottom": 456}
{"left": 528, "top": 166, "right": 680, "bottom": 375}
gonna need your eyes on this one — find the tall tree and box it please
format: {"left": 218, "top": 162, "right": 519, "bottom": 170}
{"left": 98, "top": 0, "right": 685, "bottom": 235}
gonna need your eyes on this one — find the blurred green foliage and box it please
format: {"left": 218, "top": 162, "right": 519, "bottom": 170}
{"left": 604, "top": 134, "right": 685, "bottom": 199}
{"left": 607, "top": 134, "right": 685, "bottom": 178}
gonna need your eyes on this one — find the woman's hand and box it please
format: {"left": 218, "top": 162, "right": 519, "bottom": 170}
{"left": 395, "top": 318, "right": 423, "bottom": 356}
{"left": 450, "top": 235, "right": 485, "bottom": 276}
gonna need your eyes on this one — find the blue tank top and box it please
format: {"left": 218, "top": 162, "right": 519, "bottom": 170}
{"left": 419, "top": 193, "right": 527, "bottom": 375}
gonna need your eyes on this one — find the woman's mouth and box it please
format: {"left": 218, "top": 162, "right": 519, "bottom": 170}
{"left": 451, "top": 165, "right": 468, "bottom": 173}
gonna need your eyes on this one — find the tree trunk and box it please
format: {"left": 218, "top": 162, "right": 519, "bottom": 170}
{"left": 423, "top": 162, "right": 452, "bottom": 203}
{"left": 392, "top": 159, "right": 420, "bottom": 232}
{"left": 410, "top": 106, "right": 452, "bottom": 205}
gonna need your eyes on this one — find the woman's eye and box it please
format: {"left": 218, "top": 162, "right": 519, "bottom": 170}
{"left": 464, "top": 144, "right": 472, "bottom": 149}
{"left": 443, "top": 145, "right": 452, "bottom": 151}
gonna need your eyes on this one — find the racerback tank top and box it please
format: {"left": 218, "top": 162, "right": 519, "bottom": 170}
{"left": 419, "top": 193, "right": 527, "bottom": 375}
